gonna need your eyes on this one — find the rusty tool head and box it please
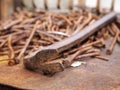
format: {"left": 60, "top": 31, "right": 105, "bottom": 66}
{"left": 23, "top": 48, "right": 65, "bottom": 75}
{"left": 24, "top": 54, "right": 65, "bottom": 75}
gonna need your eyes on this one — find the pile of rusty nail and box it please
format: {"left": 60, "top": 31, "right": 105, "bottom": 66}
{"left": 0, "top": 8, "right": 119, "bottom": 67}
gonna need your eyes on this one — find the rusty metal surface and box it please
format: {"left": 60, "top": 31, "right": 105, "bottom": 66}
{"left": 0, "top": 38, "right": 120, "bottom": 90}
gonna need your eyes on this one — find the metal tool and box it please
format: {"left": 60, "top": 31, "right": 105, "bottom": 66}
{"left": 24, "top": 12, "right": 116, "bottom": 75}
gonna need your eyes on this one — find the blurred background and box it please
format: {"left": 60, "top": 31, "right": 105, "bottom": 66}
{"left": 0, "top": 0, "right": 120, "bottom": 20}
